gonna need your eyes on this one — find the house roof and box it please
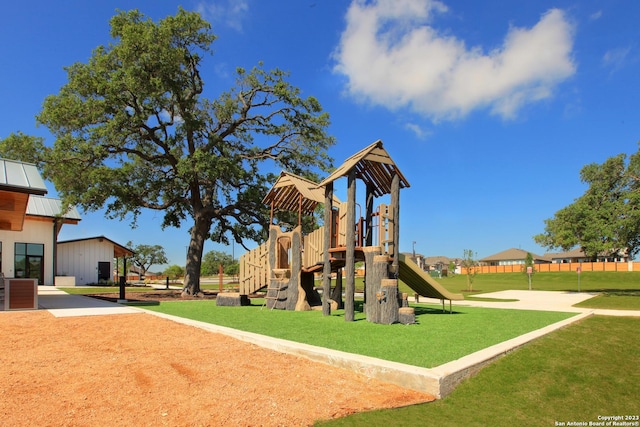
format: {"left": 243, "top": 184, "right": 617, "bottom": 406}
{"left": 0, "top": 159, "right": 49, "bottom": 231}
{"left": 26, "top": 195, "right": 81, "bottom": 222}
{"left": 546, "top": 248, "right": 587, "bottom": 259}
{"left": 547, "top": 247, "right": 628, "bottom": 259}
{"left": 0, "top": 158, "right": 47, "bottom": 195}
{"left": 57, "top": 235, "right": 134, "bottom": 258}
{"left": 480, "top": 248, "right": 548, "bottom": 263}
{"left": 317, "top": 140, "right": 410, "bottom": 198}
{"left": 262, "top": 171, "right": 341, "bottom": 216}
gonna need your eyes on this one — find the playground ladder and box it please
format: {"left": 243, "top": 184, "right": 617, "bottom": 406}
{"left": 261, "top": 280, "right": 284, "bottom": 311}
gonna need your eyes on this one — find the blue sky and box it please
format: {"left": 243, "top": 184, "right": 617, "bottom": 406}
{"left": 1, "top": 0, "right": 639, "bottom": 269}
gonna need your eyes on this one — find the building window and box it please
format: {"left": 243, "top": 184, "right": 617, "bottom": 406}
{"left": 15, "top": 243, "right": 44, "bottom": 285}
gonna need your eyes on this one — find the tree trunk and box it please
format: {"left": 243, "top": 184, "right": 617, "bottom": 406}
{"left": 182, "top": 213, "right": 211, "bottom": 296}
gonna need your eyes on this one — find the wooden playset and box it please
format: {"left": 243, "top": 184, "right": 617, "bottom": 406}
{"left": 233, "top": 140, "right": 463, "bottom": 324}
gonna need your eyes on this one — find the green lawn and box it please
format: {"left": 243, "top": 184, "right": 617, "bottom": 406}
{"left": 143, "top": 300, "right": 574, "bottom": 368}
{"left": 429, "top": 271, "right": 640, "bottom": 294}
{"left": 316, "top": 316, "right": 640, "bottom": 426}
{"left": 574, "top": 291, "right": 640, "bottom": 310}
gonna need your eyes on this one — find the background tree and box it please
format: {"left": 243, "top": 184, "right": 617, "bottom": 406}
{"left": 448, "top": 260, "right": 457, "bottom": 275}
{"left": 164, "top": 264, "right": 185, "bottom": 282}
{"left": 200, "top": 249, "right": 233, "bottom": 276}
{"left": 461, "top": 249, "right": 478, "bottom": 292}
{"left": 34, "top": 9, "right": 334, "bottom": 296}
{"left": 523, "top": 252, "right": 535, "bottom": 274}
{"left": 127, "top": 242, "right": 168, "bottom": 277}
{"left": 224, "top": 262, "right": 239, "bottom": 277}
{"left": 535, "top": 149, "right": 640, "bottom": 259}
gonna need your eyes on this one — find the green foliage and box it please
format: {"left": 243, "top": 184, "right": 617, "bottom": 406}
{"left": 31, "top": 8, "right": 334, "bottom": 295}
{"left": 523, "top": 252, "right": 535, "bottom": 274}
{"left": 127, "top": 242, "right": 168, "bottom": 275}
{"left": 535, "top": 148, "right": 640, "bottom": 259}
{"left": 461, "top": 249, "right": 478, "bottom": 291}
{"left": 200, "top": 250, "right": 233, "bottom": 276}
{"left": 224, "top": 263, "right": 239, "bottom": 276}
{"left": 0, "top": 132, "right": 47, "bottom": 165}
{"left": 163, "top": 264, "right": 185, "bottom": 280}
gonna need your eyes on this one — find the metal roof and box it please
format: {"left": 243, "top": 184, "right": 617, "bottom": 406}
{"left": 26, "top": 195, "right": 82, "bottom": 221}
{"left": 317, "top": 140, "right": 410, "bottom": 198}
{"left": 0, "top": 158, "right": 47, "bottom": 195}
{"left": 263, "top": 171, "right": 341, "bottom": 216}
{"left": 57, "top": 235, "right": 134, "bottom": 258}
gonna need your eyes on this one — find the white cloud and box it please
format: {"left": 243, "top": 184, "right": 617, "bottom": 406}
{"left": 196, "top": 0, "right": 249, "bottom": 32}
{"left": 333, "top": 0, "right": 576, "bottom": 121}
{"left": 589, "top": 10, "right": 603, "bottom": 21}
{"left": 602, "top": 46, "right": 631, "bottom": 74}
{"left": 404, "top": 122, "right": 431, "bottom": 139}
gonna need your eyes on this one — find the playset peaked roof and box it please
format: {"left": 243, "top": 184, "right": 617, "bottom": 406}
{"left": 317, "top": 140, "right": 410, "bottom": 197}
{"left": 263, "top": 171, "right": 341, "bottom": 216}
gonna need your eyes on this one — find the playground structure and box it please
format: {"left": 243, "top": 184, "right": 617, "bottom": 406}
{"left": 236, "top": 140, "right": 463, "bottom": 324}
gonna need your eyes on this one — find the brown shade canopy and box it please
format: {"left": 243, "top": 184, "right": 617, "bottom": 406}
{"left": 262, "top": 171, "right": 341, "bottom": 216}
{"left": 317, "top": 140, "right": 410, "bottom": 197}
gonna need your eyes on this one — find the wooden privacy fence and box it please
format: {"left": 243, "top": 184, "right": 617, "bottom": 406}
{"left": 239, "top": 240, "right": 269, "bottom": 295}
{"left": 461, "top": 261, "right": 640, "bottom": 275}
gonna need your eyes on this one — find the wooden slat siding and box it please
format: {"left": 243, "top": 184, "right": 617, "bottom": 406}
{"left": 239, "top": 241, "right": 269, "bottom": 295}
{"left": 7, "top": 279, "right": 37, "bottom": 309}
{"left": 337, "top": 203, "right": 348, "bottom": 247}
{"left": 303, "top": 226, "right": 325, "bottom": 268}
{"left": 460, "top": 261, "right": 635, "bottom": 275}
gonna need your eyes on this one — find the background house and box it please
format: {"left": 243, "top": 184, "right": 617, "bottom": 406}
{"left": 547, "top": 248, "right": 629, "bottom": 264}
{"left": 56, "top": 236, "right": 133, "bottom": 286}
{"left": 479, "top": 248, "right": 550, "bottom": 267}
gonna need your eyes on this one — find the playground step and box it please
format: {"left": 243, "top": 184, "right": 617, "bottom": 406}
{"left": 262, "top": 283, "right": 285, "bottom": 310}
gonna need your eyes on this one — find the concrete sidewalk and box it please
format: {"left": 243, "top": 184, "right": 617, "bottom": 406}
{"left": 37, "top": 286, "right": 142, "bottom": 318}
{"left": 442, "top": 290, "right": 640, "bottom": 317}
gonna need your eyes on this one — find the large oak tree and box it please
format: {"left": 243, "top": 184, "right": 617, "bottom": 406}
{"left": 534, "top": 148, "right": 640, "bottom": 259}
{"left": 35, "top": 9, "right": 334, "bottom": 295}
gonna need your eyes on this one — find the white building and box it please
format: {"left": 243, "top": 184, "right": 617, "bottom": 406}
{"left": 57, "top": 236, "right": 133, "bottom": 286}
{"left": 0, "top": 159, "right": 80, "bottom": 285}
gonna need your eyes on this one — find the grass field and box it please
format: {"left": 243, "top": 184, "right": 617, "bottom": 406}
{"left": 143, "top": 300, "right": 574, "bottom": 368}
{"left": 316, "top": 315, "right": 640, "bottom": 426}
{"left": 429, "top": 271, "right": 640, "bottom": 294}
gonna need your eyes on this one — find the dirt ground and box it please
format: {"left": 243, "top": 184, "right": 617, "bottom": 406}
{"left": 0, "top": 299, "right": 434, "bottom": 426}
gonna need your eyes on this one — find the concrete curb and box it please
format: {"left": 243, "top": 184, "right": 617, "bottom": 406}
{"left": 141, "top": 309, "right": 592, "bottom": 399}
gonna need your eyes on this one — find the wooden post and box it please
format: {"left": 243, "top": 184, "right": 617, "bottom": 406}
{"left": 219, "top": 263, "right": 224, "bottom": 293}
{"left": 379, "top": 278, "right": 399, "bottom": 324}
{"left": 345, "top": 169, "right": 356, "bottom": 322}
{"left": 366, "top": 254, "right": 389, "bottom": 322}
{"left": 330, "top": 268, "right": 343, "bottom": 309}
{"left": 390, "top": 173, "right": 400, "bottom": 275}
{"left": 286, "top": 227, "right": 302, "bottom": 311}
{"left": 322, "top": 182, "right": 333, "bottom": 316}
